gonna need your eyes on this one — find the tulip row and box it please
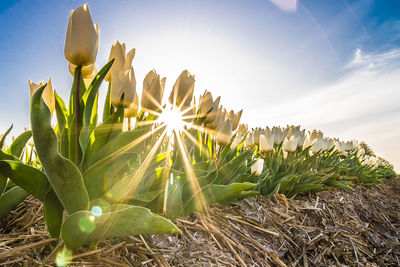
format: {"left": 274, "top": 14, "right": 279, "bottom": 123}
{"left": 0, "top": 2, "right": 397, "bottom": 256}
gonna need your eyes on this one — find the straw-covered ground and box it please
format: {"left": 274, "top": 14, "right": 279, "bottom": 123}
{"left": 1, "top": 177, "right": 399, "bottom": 266}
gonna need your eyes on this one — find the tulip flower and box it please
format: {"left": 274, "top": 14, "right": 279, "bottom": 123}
{"left": 125, "top": 92, "right": 140, "bottom": 118}
{"left": 251, "top": 158, "right": 264, "bottom": 176}
{"left": 68, "top": 63, "right": 97, "bottom": 79}
{"left": 309, "top": 129, "right": 323, "bottom": 141}
{"left": 282, "top": 136, "right": 299, "bottom": 152}
{"left": 226, "top": 110, "right": 243, "bottom": 132}
{"left": 216, "top": 119, "right": 232, "bottom": 146}
{"left": 230, "top": 133, "right": 244, "bottom": 149}
{"left": 198, "top": 91, "right": 214, "bottom": 119}
{"left": 206, "top": 105, "right": 224, "bottom": 132}
{"left": 245, "top": 132, "right": 254, "bottom": 147}
{"left": 169, "top": 70, "right": 195, "bottom": 108}
{"left": 110, "top": 67, "right": 136, "bottom": 108}
{"left": 141, "top": 70, "right": 165, "bottom": 112}
{"left": 105, "top": 41, "right": 136, "bottom": 82}
{"left": 64, "top": 3, "right": 99, "bottom": 66}
{"left": 272, "top": 126, "right": 288, "bottom": 145}
{"left": 182, "top": 104, "right": 196, "bottom": 123}
{"left": 28, "top": 78, "right": 55, "bottom": 115}
{"left": 204, "top": 95, "right": 221, "bottom": 126}
{"left": 259, "top": 134, "right": 274, "bottom": 152}
{"left": 237, "top": 124, "right": 248, "bottom": 136}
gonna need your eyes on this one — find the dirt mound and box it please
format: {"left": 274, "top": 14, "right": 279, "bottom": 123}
{"left": 1, "top": 178, "right": 399, "bottom": 266}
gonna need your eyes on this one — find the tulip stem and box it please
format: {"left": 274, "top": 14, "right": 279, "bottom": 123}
{"left": 74, "top": 65, "right": 82, "bottom": 165}
{"left": 128, "top": 118, "right": 131, "bottom": 131}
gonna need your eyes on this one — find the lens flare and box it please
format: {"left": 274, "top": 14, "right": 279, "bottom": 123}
{"left": 158, "top": 107, "right": 187, "bottom": 135}
{"left": 55, "top": 248, "right": 72, "bottom": 267}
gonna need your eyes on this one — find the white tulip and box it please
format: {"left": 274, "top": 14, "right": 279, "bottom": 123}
{"left": 251, "top": 158, "right": 264, "bottom": 176}
{"left": 141, "top": 70, "right": 165, "bottom": 112}
{"left": 110, "top": 67, "right": 136, "bottom": 108}
{"left": 169, "top": 70, "right": 195, "bottom": 108}
{"left": 259, "top": 134, "right": 274, "bottom": 152}
{"left": 216, "top": 119, "right": 232, "bottom": 146}
{"left": 105, "top": 41, "right": 136, "bottom": 82}
{"left": 230, "top": 133, "right": 244, "bottom": 149}
{"left": 282, "top": 136, "right": 298, "bottom": 152}
{"left": 64, "top": 3, "right": 99, "bottom": 66}
{"left": 28, "top": 78, "right": 55, "bottom": 115}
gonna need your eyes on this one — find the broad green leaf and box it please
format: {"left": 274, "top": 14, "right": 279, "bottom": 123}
{"left": 0, "top": 186, "right": 29, "bottom": 220}
{"left": 6, "top": 130, "right": 32, "bottom": 158}
{"left": 61, "top": 205, "right": 181, "bottom": 249}
{"left": 0, "top": 160, "right": 49, "bottom": 201}
{"left": 31, "top": 85, "right": 89, "bottom": 214}
{"left": 44, "top": 189, "right": 63, "bottom": 238}
{"left": 0, "top": 173, "right": 6, "bottom": 195}
{"left": 83, "top": 98, "right": 124, "bottom": 169}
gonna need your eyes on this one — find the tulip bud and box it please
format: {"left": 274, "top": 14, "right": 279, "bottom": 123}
{"left": 282, "top": 136, "right": 298, "bottom": 152}
{"left": 141, "top": 70, "right": 165, "bottom": 112}
{"left": 198, "top": 91, "right": 214, "bottom": 119}
{"left": 227, "top": 110, "right": 243, "bottom": 131}
{"left": 125, "top": 92, "right": 140, "bottom": 118}
{"left": 259, "top": 134, "right": 274, "bottom": 152}
{"left": 245, "top": 132, "right": 254, "bottom": 147}
{"left": 28, "top": 78, "right": 55, "bottom": 115}
{"left": 216, "top": 119, "right": 232, "bottom": 146}
{"left": 110, "top": 67, "right": 136, "bottom": 108}
{"left": 68, "top": 63, "right": 97, "bottom": 79}
{"left": 251, "top": 158, "right": 264, "bottom": 176}
{"left": 237, "top": 124, "right": 248, "bottom": 136}
{"left": 169, "top": 70, "right": 195, "bottom": 108}
{"left": 64, "top": 3, "right": 99, "bottom": 66}
{"left": 230, "top": 133, "right": 244, "bottom": 149}
{"left": 105, "top": 41, "right": 136, "bottom": 82}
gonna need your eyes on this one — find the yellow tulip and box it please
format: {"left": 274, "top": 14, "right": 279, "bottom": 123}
{"left": 105, "top": 41, "right": 136, "bottom": 82}
{"left": 141, "top": 70, "right": 165, "bottom": 112}
{"left": 110, "top": 68, "right": 136, "bottom": 108}
{"left": 28, "top": 78, "right": 55, "bottom": 115}
{"left": 64, "top": 3, "right": 99, "bottom": 66}
{"left": 169, "top": 70, "right": 195, "bottom": 108}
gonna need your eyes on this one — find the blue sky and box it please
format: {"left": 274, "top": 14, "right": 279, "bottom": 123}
{"left": 0, "top": 0, "right": 399, "bottom": 170}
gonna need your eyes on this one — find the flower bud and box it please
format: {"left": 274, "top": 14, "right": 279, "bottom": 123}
{"left": 227, "top": 110, "right": 243, "bottom": 131}
{"left": 169, "top": 70, "right": 195, "bottom": 108}
{"left": 141, "top": 70, "right": 165, "bottom": 112}
{"left": 110, "top": 67, "right": 136, "bottom": 108}
{"left": 216, "top": 119, "right": 232, "bottom": 146}
{"left": 105, "top": 41, "right": 136, "bottom": 82}
{"left": 259, "top": 134, "right": 274, "bottom": 152}
{"left": 125, "top": 92, "right": 140, "bottom": 118}
{"left": 282, "top": 136, "right": 298, "bottom": 152}
{"left": 64, "top": 3, "right": 99, "bottom": 66}
{"left": 28, "top": 78, "right": 55, "bottom": 115}
{"left": 251, "top": 158, "right": 264, "bottom": 176}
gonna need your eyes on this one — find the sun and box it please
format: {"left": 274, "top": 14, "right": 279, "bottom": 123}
{"left": 158, "top": 106, "right": 187, "bottom": 135}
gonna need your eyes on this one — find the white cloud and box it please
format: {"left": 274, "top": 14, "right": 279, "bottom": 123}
{"left": 269, "top": 0, "right": 297, "bottom": 12}
{"left": 244, "top": 48, "right": 400, "bottom": 171}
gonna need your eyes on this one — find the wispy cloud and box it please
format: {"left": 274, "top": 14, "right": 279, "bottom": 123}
{"left": 269, "top": 0, "right": 297, "bottom": 12}
{"left": 245, "top": 48, "right": 400, "bottom": 170}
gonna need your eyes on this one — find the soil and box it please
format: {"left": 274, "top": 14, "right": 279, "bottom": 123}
{"left": 0, "top": 178, "right": 399, "bottom": 266}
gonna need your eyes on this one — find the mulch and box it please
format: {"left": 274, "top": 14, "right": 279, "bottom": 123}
{"left": 0, "top": 178, "right": 399, "bottom": 266}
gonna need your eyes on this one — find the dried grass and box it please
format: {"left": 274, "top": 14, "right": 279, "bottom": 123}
{"left": 1, "top": 178, "right": 399, "bottom": 266}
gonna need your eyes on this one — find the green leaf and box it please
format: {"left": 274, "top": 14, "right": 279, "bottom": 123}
{"left": 43, "top": 189, "right": 63, "bottom": 238}
{"left": 80, "top": 59, "right": 114, "bottom": 157}
{"left": 0, "top": 173, "right": 7, "bottom": 195}
{"left": 0, "top": 186, "right": 29, "bottom": 220}
{"left": 61, "top": 205, "right": 181, "bottom": 249}
{"left": 54, "top": 91, "right": 68, "bottom": 139}
{"left": 83, "top": 98, "right": 125, "bottom": 169}
{"left": 0, "top": 160, "right": 50, "bottom": 201}
{"left": 102, "top": 83, "right": 112, "bottom": 122}
{"left": 31, "top": 85, "right": 89, "bottom": 214}
{"left": 0, "top": 124, "right": 13, "bottom": 149}
{"left": 83, "top": 127, "right": 149, "bottom": 199}
{"left": 6, "top": 130, "right": 32, "bottom": 158}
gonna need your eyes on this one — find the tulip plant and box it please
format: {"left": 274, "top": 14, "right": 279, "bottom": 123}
{"left": 0, "top": 2, "right": 397, "bottom": 256}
